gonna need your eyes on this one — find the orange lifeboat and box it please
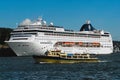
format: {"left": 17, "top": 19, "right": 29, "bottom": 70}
{"left": 78, "top": 42, "right": 83, "bottom": 46}
{"left": 63, "top": 42, "right": 75, "bottom": 45}
{"left": 92, "top": 42, "right": 100, "bottom": 46}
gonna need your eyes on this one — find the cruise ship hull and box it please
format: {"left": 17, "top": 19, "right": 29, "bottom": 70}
{"left": 6, "top": 40, "right": 113, "bottom": 56}
{"left": 6, "top": 41, "right": 47, "bottom": 56}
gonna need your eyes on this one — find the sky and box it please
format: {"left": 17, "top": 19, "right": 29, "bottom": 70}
{"left": 0, "top": 0, "right": 120, "bottom": 40}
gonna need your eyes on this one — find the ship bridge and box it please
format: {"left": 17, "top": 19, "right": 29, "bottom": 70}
{"left": 80, "top": 21, "right": 96, "bottom": 31}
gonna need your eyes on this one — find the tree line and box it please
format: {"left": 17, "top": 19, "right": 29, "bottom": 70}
{"left": 0, "top": 28, "right": 16, "bottom": 56}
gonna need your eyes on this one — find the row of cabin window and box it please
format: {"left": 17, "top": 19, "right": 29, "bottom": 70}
{"left": 45, "top": 33, "right": 109, "bottom": 38}
{"left": 45, "top": 33, "right": 102, "bottom": 38}
{"left": 13, "top": 30, "right": 109, "bottom": 37}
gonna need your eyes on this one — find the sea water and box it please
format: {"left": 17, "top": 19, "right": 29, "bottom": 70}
{"left": 0, "top": 53, "right": 120, "bottom": 80}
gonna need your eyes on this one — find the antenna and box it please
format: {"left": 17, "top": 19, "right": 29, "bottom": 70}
{"left": 86, "top": 20, "right": 90, "bottom": 24}
{"left": 37, "top": 17, "right": 42, "bottom": 21}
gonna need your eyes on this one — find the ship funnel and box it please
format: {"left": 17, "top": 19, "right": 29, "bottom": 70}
{"left": 80, "top": 21, "right": 96, "bottom": 31}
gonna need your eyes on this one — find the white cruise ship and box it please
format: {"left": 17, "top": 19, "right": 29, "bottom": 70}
{"left": 6, "top": 17, "right": 113, "bottom": 56}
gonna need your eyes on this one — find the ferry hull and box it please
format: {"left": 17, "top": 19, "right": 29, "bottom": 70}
{"left": 33, "top": 56, "right": 100, "bottom": 63}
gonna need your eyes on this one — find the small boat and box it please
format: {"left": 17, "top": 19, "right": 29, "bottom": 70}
{"left": 33, "top": 50, "right": 100, "bottom": 63}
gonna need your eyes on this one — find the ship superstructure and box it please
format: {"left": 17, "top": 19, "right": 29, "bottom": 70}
{"left": 6, "top": 17, "right": 113, "bottom": 56}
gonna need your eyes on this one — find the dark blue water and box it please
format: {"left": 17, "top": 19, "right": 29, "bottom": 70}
{"left": 0, "top": 53, "right": 120, "bottom": 80}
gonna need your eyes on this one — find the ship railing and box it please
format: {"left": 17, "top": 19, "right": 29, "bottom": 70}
{"left": 59, "top": 53, "right": 91, "bottom": 59}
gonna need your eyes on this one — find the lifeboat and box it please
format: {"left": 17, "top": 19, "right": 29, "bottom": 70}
{"left": 63, "top": 42, "right": 75, "bottom": 45}
{"left": 92, "top": 42, "right": 100, "bottom": 47}
{"left": 78, "top": 42, "right": 83, "bottom": 46}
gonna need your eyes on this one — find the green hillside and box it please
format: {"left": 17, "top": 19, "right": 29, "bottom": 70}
{"left": 0, "top": 28, "right": 16, "bottom": 56}
{"left": 0, "top": 28, "right": 13, "bottom": 44}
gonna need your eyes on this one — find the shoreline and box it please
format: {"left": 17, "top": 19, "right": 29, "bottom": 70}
{"left": 0, "top": 47, "right": 16, "bottom": 57}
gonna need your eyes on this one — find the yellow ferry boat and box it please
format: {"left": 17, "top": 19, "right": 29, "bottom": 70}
{"left": 33, "top": 50, "right": 100, "bottom": 63}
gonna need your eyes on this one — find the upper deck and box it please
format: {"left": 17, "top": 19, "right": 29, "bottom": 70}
{"left": 12, "top": 17, "right": 110, "bottom": 38}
